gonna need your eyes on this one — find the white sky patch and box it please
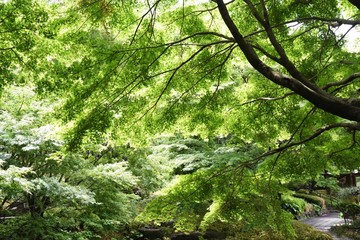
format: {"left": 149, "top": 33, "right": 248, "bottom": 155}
{"left": 286, "top": 21, "right": 359, "bottom": 53}
{"left": 335, "top": 25, "right": 360, "bottom": 53}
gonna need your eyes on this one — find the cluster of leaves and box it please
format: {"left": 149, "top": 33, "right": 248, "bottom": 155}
{"left": 338, "top": 187, "right": 360, "bottom": 201}
{"left": 336, "top": 202, "right": 360, "bottom": 220}
{"left": 281, "top": 195, "right": 307, "bottom": 216}
{"left": 293, "top": 193, "right": 326, "bottom": 210}
{"left": 227, "top": 221, "right": 333, "bottom": 240}
{"left": 0, "top": 0, "right": 49, "bottom": 90}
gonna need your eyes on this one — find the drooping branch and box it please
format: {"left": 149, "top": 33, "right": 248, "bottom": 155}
{"left": 164, "top": 44, "right": 236, "bottom": 115}
{"left": 260, "top": 122, "right": 360, "bottom": 159}
{"left": 230, "top": 91, "right": 294, "bottom": 110}
{"left": 139, "top": 41, "right": 230, "bottom": 119}
{"left": 329, "top": 130, "right": 358, "bottom": 157}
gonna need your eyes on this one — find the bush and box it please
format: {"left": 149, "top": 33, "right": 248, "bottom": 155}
{"left": 338, "top": 187, "right": 360, "bottom": 203}
{"left": 286, "top": 180, "right": 307, "bottom": 191}
{"left": 331, "top": 220, "right": 360, "bottom": 240}
{"left": 293, "top": 193, "right": 326, "bottom": 209}
{"left": 321, "top": 195, "right": 339, "bottom": 208}
{"left": 281, "top": 195, "right": 307, "bottom": 216}
{"left": 292, "top": 221, "right": 333, "bottom": 240}
{"left": 336, "top": 202, "right": 360, "bottom": 221}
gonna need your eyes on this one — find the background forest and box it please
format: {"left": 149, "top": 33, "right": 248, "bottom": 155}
{"left": 0, "top": 0, "right": 359, "bottom": 239}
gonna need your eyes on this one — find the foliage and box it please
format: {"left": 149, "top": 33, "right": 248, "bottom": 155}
{"left": 331, "top": 219, "right": 360, "bottom": 240}
{"left": 291, "top": 221, "right": 333, "bottom": 240}
{"left": 315, "top": 176, "right": 340, "bottom": 191}
{"left": 293, "top": 193, "right": 326, "bottom": 210}
{"left": 0, "top": 0, "right": 49, "bottom": 91}
{"left": 336, "top": 202, "right": 360, "bottom": 221}
{"left": 0, "top": 87, "right": 156, "bottom": 239}
{"left": 29, "top": 0, "right": 360, "bottom": 152}
{"left": 338, "top": 187, "right": 360, "bottom": 202}
{"left": 1, "top": 0, "right": 360, "bottom": 238}
{"left": 137, "top": 137, "right": 296, "bottom": 236}
{"left": 281, "top": 195, "right": 307, "bottom": 216}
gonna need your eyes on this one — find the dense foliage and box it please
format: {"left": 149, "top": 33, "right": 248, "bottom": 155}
{"left": 0, "top": 0, "right": 359, "bottom": 239}
{"left": 0, "top": 87, "right": 166, "bottom": 238}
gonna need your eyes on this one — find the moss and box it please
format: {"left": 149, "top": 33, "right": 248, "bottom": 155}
{"left": 292, "top": 221, "right": 333, "bottom": 240}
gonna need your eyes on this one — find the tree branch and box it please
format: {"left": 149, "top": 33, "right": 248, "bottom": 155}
{"left": 260, "top": 122, "right": 360, "bottom": 159}
{"left": 229, "top": 92, "right": 294, "bottom": 110}
{"left": 329, "top": 130, "right": 358, "bottom": 157}
{"left": 215, "top": 0, "right": 360, "bottom": 122}
{"left": 296, "top": 16, "right": 360, "bottom": 26}
{"left": 323, "top": 72, "right": 360, "bottom": 91}
{"left": 244, "top": 0, "right": 316, "bottom": 90}
{"left": 130, "top": 0, "right": 161, "bottom": 45}
{"left": 251, "top": 44, "right": 282, "bottom": 64}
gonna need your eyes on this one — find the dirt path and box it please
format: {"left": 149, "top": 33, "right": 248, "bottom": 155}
{"left": 301, "top": 212, "right": 351, "bottom": 240}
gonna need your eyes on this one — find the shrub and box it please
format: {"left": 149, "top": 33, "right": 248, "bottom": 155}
{"left": 281, "top": 195, "right": 307, "bottom": 216}
{"left": 336, "top": 202, "right": 360, "bottom": 221}
{"left": 297, "top": 189, "right": 309, "bottom": 194}
{"left": 331, "top": 219, "right": 360, "bottom": 240}
{"left": 286, "top": 180, "right": 307, "bottom": 191}
{"left": 292, "top": 221, "right": 333, "bottom": 240}
{"left": 338, "top": 187, "right": 360, "bottom": 203}
{"left": 293, "top": 193, "right": 326, "bottom": 209}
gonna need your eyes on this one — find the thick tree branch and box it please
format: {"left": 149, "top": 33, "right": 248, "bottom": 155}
{"left": 244, "top": 0, "right": 320, "bottom": 92}
{"left": 251, "top": 44, "right": 282, "bottom": 63}
{"left": 215, "top": 0, "right": 360, "bottom": 122}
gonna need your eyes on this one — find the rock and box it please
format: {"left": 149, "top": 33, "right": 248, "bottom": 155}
{"left": 138, "top": 227, "right": 165, "bottom": 239}
{"left": 170, "top": 232, "right": 201, "bottom": 240}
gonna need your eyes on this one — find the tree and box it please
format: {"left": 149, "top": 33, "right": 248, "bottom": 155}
{"left": 1, "top": 0, "right": 360, "bottom": 237}
{"left": 34, "top": 0, "right": 359, "bottom": 150}
{"left": 0, "top": 86, "right": 166, "bottom": 239}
